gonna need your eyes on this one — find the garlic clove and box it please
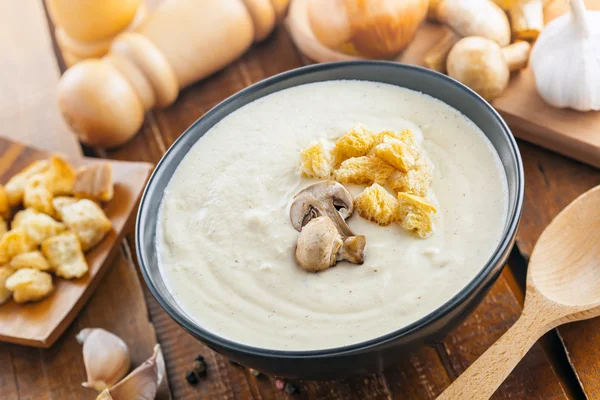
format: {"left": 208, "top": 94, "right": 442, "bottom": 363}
{"left": 96, "top": 344, "right": 165, "bottom": 400}
{"left": 77, "top": 328, "right": 131, "bottom": 392}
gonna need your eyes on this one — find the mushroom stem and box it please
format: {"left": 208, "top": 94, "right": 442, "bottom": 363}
{"left": 323, "top": 202, "right": 355, "bottom": 238}
{"left": 338, "top": 235, "right": 366, "bottom": 264}
{"left": 501, "top": 41, "right": 532, "bottom": 71}
{"left": 509, "top": 0, "right": 544, "bottom": 41}
{"left": 424, "top": 29, "right": 462, "bottom": 73}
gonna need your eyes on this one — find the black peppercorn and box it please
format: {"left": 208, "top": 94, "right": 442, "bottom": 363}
{"left": 185, "top": 371, "right": 199, "bottom": 385}
{"left": 195, "top": 355, "right": 205, "bottom": 362}
{"left": 284, "top": 382, "right": 299, "bottom": 394}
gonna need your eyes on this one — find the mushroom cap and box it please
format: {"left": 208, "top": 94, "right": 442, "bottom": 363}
{"left": 446, "top": 36, "right": 510, "bottom": 101}
{"left": 289, "top": 180, "right": 354, "bottom": 232}
{"left": 295, "top": 217, "right": 343, "bottom": 272}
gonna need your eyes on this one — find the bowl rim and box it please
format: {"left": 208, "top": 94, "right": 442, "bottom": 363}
{"left": 136, "top": 60, "right": 524, "bottom": 359}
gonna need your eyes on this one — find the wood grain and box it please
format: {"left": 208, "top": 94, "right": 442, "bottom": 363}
{"left": 0, "top": 249, "right": 170, "bottom": 400}
{"left": 0, "top": 0, "right": 80, "bottom": 156}
{"left": 0, "top": 139, "right": 152, "bottom": 347}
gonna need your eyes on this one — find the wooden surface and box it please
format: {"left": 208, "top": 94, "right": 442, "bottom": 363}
{"left": 287, "top": 0, "right": 600, "bottom": 169}
{"left": 0, "top": 139, "right": 152, "bottom": 347}
{"left": 0, "top": 1, "right": 81, "bottom": 156}
{"left": 1, "top": 0, "right": 600, "bottom": 398}
{"left": 440, "top": 184, "right": 600, "bottom": 399}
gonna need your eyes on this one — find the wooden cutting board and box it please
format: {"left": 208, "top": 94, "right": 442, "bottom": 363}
{"left": 287, "top": 0, "right": 600, "bottom": 168}
{"left": 0, "top": 138, "right": 153, "bottom": 347}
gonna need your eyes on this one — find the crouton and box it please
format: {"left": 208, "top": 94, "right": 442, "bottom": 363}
{"left": 0, "top": 266, "right": 15, "bottom": 304}
{"left": 334, "top": 156, "right": 394, "bottom": 185}
{"left": 0, "top": 184, "right": 9, "bottom": 220}
{"left": 388, "top": 155, "right": 434, "bottom": 196}
{"left": 10, "top": 251, "right": 51, "bottom": 271}
{"left": 369, "top": 129, "right": 417, "bottom": 152}
{"left": 5, "top": 268, "right": 53, "bottom": 303}
{"left": 355, "top": 184, "right": 400, "bottom": 226}
{"left": 23, "top": 175, "right": 54, "bottom": 216}
{"left": 333, "top": 126, "right": 375, "bottom": 165}
{"left": 73, "top": 163, "right": 113, "bottom": 202}
{"left": 0, "top": 218, "right": 7, "bottom": 238}
{"left": 46, "top": 156, "right": 76, "bottom": 196}
{"left": 12, "top": 209, "right": 66, "bottom": 245}
{"left": 4, "top": 160, "right": 49, "bottom": 206}
{"left": 52, "top": 196, "right": 78, "bottom": 220}
{"left": 60, "top": 199, "right": 112, "bottom": 251}
{"left": 42, "top": 232, "right": 88, "bottom": 279}
{"left": 397, "top": 193, "right": 437, "bottom": 238}
{"left": 374, "top": 136, "right": 420, "bottom": 173}
{"left": 0, "top": 228, "right": 36, "bottom": 265}
{"left": 298, "top": 139, "right": 333, "bottom": 179}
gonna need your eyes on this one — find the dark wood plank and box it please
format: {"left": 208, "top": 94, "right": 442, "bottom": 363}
{"left": 0, "top": 250, "right": 170, "bottom": 399}
{"left": 441, "top": 271, "right": 569, "bottom": 399}
{"left": 514, "top": 137, "right": 600, "bottom": 399}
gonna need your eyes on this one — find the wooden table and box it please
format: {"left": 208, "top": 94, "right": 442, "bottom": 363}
{"left": 1, "top": 2, "right": 600, "bottom": 399}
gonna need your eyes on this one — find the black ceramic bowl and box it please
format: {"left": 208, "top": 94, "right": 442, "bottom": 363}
{"left": 136, "top": 61, "right": 523, "bottom": 379}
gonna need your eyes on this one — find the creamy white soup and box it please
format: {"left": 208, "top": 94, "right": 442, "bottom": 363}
{"left": 157, "top": 80, "right": 508, "bottom": 351}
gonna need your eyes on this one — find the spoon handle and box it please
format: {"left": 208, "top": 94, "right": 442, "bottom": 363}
{"left": 436, "top": 312, "right": 546, "bottom": 400}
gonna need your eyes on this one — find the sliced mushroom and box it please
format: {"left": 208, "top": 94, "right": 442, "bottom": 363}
{"left": 290, "top": 180, "right": 355, "bottom": 236}
{"left": 295, "top": 217, "right": 366, "bottom": 272}
{"left": 290, "top": 181, "right": 366, "bottom": 272}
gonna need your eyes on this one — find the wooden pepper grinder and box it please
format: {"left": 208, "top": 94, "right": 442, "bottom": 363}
{"left": 46, "top": 0, "right": 147, "bottom": 67}
{"left": 57, "top": 0, "right": 290, "bottom": 148}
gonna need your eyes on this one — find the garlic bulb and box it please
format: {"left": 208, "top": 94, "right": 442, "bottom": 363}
{"left": 77, "top": 328, "right": 131, "bottom": 392}
{"left": 307, "top": 0, "right": 429, "bottom": 58}
{"left": 530, "top": 0, "right": 600, "bottom": 111}
{"left": 97, "top": 344, "right": 165, "bottom": 400}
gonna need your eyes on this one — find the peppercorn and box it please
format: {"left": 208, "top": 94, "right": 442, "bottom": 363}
{"left": 195, "top": 355, "right": 205, "bottom": 362}
{"left": 249, "top": 368, "right": 261, "bottom": 377}
{"left": 284, "top": 382, "right": 299, "bottom": 394}
{"left": 185, "top": 370, "right": 199, "bottom": 385}
{"left": 275, "top": 379, "right": 285, "bottom": 390}
{"left": 193, "top": 359, "right": 207, "bottom": 376}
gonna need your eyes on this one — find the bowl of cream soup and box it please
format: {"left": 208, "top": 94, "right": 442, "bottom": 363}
{"left": 137, "top": 61, "right": 523, "bottom": 379}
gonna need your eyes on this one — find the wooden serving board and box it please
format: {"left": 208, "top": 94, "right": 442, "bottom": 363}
{"left": 0, "top": 138, "right": 153, "bottom": 347}
{"left": 287, "top": 0, "right": 600, "bottom": 169}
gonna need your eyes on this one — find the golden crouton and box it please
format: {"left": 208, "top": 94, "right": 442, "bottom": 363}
{"left": 0, "top": 218, "right": 7, "bottom": 238}
{"left": 298, "top": 139, "right": 333, "bottom": 179}
{"left": 334, "top": 156, "right": 394, "bottom": 185}
{"left": 373, "top": 129, "right": 416, "bottom": 147}
{"left": 73, "top": 163, "right": 114, "bottom": 202}
{"left": 374, "top": 136, "right": 419, "bottom": 173}
{"left": 52, "top": 196, "right": 78, "bottom": 220}
{"left": 4, "top": 160, "right": 49, "bottom": 206}
{"left": 388, "top": 156, "right": 434, "bottom": 196}
{"left": 333, "top": 126, "right": 375, "bottom": 165}
{"left": 60, "top": 199, "right": 112, "bottom": 251}
{"left": 0, "top": 184, "right": 10, "bottom": 220}
{"left": 355, "top": 184, "right": 400, "bottom": 226}
{"left": 12, "top": 209, "right": 66, "bottom": 245}
{"left": 46, "top": 156, "right": 76, "bottom": 196}
{"left": 42, "top": 232, "right": 88, "bottom": 279}
{"left": 10, "top": 251, "right": 51, "bottom": 272}
{"left": 0, "top": 228, "right": 36, "bottom": 265}
{"left": 0, "top": 266, "right": 15, "bottom": 304}
{"left": 397, "top": 193, "right": 437, "bottom": 238}
{"left": 23, "top": 175, "right": 54, "bottom": 216}
{"left": 5, "top": 268, "right": 53, "bottom": 303}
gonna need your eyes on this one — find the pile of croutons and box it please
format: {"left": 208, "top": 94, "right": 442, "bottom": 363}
{"left": 298, "top": 126, "right": 437, "bottom": 238}
{"left": 0, "top": 156, "right": 114, "bottom": 304}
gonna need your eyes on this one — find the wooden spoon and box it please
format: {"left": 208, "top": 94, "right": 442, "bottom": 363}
{"left": 438, "top": 185, "right": 600, "bottom": 400}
